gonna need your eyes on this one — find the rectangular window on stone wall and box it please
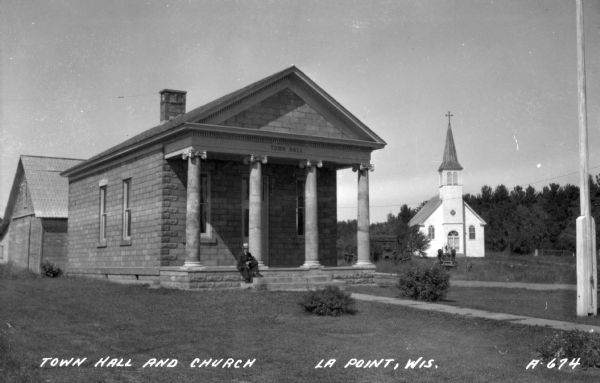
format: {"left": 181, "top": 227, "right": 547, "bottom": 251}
{"left": 99, "top": 185, "right": 107, "bottom": 243}
{"left": 122, "top": 179, "right": 131, "bottom": 240}
{"left": 296, "top": 179, "right": 305, "bottom": 236}
{"left": 200, "top": 174, "right": 209, "bottom": 236}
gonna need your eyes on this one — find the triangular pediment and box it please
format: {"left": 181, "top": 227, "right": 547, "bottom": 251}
{"left": 63, "top": 67, "right": 386, "bottom": 179}
{"left": 190, "top": 67, "right": 385, "bottom": 144}
{"left": 217, "top": 88, "right": 360, "bottom": 140}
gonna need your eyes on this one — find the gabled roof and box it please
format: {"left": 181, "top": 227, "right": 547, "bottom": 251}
{"left": 465, "top": 202, "right": 487, "bottom": 225}
{"left": 438, "top": 122, "right": 463, "bottom": 171}
{"left": 408, "top": 195, "right": 442, "bottom": 226}
{"left": 63, "top": 66, "right": 386, "bottom": 177}
{"left": 1, "top": 155, "right": 84, "bottom": 236}
{"left": 408, "top": 196, "right": 487, "bottom": 227}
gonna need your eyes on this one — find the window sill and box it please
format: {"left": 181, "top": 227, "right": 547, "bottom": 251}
{"left": 182, "top": 237, "right": 217, "bottom": 246}
{"left": 97, "top": 241, "right": 107, "bottom": 248}
{"left": 120, "top": 239, "right": 132, "bottom": 247}
{"left": 201, "top": 236, "right": 217, "bottom": 245}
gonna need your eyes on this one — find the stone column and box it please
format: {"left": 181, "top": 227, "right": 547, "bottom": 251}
{"left": 355, "top": 163, "right": 375, "bottom": 268}
{"left": 302, "top": 160, "right": 322, "bottom": 268}
{"left": 183, "top": 149, "right": 206, "bottom": 268}
{"left": 248, "top": 155, "right": 267, "bottom": 267}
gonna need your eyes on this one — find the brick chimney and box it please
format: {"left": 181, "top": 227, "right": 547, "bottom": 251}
{"left": 159, "top": 89, "right": 187, "bottom": 122}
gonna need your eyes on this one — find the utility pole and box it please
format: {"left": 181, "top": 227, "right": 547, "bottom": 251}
{"left": 575, "top": 0, "right": 597, "bottom": 317}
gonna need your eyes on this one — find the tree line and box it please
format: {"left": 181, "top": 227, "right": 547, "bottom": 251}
{"left": 338, "top": 175, "right": 600, "bottom": 257}
{"left": 464, "top": 175, "right": 600, "bottom": 254}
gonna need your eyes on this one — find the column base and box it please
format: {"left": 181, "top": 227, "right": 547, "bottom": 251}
{"left": 300, "top": 261, "right": 322, "bottom": 269}
{"left": 353, "top": 261, "right": 376, "bottom": 269}
{"left": 181, "top": 261, "right": 205, "bottom": 269}
{"left": 257, "top": 261, "right": 268, "bottom": 269}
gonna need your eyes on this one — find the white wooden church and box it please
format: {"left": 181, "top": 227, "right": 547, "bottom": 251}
{"left": 409, "top": 114, "right": 486, "bottom": 258}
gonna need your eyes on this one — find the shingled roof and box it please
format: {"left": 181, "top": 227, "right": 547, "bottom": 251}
{"left": 63, "top": 66, "right": 386, "bottom": 177}
{"left": 1, "top": 155, "right": 84, "bottom": 236}
{"left": 408, "top": 195, "right": 442, "bottom": 226}
{"left": 438, "top": 122, "right": 463, "bottom": 171}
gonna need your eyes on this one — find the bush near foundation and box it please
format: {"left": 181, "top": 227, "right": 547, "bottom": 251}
{"left": 300, "top": 286, "right": 357, "bottom": 316}
{"left": 397, "top": 264, "right": 450, "bottom": 302}
{"left": 537, "top": 330, "right": 600, "bottom": 368}
{"left": 40, "top": 261, "right": 62, "bottom": 278}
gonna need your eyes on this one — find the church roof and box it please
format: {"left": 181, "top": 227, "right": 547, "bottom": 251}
{"left": 465, "top": 202, "right": 487, "bottom": 225}
{"left": 408, "top": 195, "right": 442, "bottom": 226}
{"left": 408, "top": 196, "right": 486, "bottom": 227}
{"left": 1, "top": 155, "right": 84, "bottom": 237}
{"left": 63, "top": 66, "right": 386, "bottom": 177}
{"left": 438, "top": 122, "right": 463, "bottom": 171}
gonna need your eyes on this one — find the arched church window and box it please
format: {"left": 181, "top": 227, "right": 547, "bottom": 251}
{"left": 446, "top": 172, "right": 452, "bottom": 185}
{"left": 452, "top": 172, "right": 458, "bottom": 185}
{"left": 428, "top": 225, "right": 435, "bottom": 240}
{"left": 447, "top": 230, "right": 459, "bottom": 250}
{"left": 469, "top": 225, "right": 476, "bottom": 240}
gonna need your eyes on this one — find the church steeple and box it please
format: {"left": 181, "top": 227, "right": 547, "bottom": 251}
{"left": 438, "top": 111, "right": 463, "bottom": 171}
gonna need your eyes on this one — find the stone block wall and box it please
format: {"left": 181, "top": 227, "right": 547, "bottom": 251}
{"left": 160, "top": 159, "right": 244, "bottom": 267}
{"left": 267, "top": 164, "right": 337, "bottom": 267}
{"left": 327, "top": 267, "right": 375, "bottom": 285}
{"left": 267, "top": 164, "right": 306, "bottom": 267}
{"left": 159, "top": 159, "right": 338, "bottom": 268}
{"left": 67, "top": 148, "right": 164, "bottom": 271}
{"left": 67, "top": 150, "right": 339, "bottom": 274}
{"left": 159, "top": 268, "right": 243, "bottom": 290}
{"left": 160, "top": 158, "right": 187, "bottom": 266}
{"left": 317, "top": 167, "right": 337, "bottom": 266}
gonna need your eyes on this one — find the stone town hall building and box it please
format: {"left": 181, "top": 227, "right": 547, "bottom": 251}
{"left": 61, "top": 66, "right": 386, "bottom": 288}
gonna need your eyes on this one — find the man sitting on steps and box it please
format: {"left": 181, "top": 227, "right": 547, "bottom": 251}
{"left": 237, "top": 243, "right": 263, "bottom": 283}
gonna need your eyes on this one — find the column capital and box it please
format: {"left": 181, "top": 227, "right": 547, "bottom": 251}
{"left": 182, "top": 149, "right": 207, "bottom": 160}
{"left": 299, "top": 160, "right": 323, "bottom": 169}
{"left": 244, "top": 154, "right": 268, "bottom": 165}
{"left": 352, "top": 163, "right": 374, "bottom": 172}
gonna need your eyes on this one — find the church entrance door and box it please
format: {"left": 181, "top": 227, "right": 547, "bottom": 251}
{"left": 447, "top": 230, "right": 460, "bottom": 251}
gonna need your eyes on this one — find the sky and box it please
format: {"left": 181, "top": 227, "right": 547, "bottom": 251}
{"left": 1, "top": 0, "right": 600, "bottom": 223}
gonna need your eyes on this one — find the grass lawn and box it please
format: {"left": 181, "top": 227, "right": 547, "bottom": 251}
{"left": 376, "top": 253, "right": 583, "bottom": 284}
{"left": 1, "top": 276, "right": 600, "bottom": 382}
{"left": 348, "top": 284, "right": 600, "bottom": 326}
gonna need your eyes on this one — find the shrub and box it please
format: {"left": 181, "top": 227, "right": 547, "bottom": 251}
{"left": 40, "top": 261, "right": 62, "bottom": 278}
{"left": 536, "top": 330, "right": 600, "bottom": 368}
{"left": 397, "top": 263, "right": 450, "bottom": 302}
{"left": 300, "top": 286, "right": 357, "bottom": 316}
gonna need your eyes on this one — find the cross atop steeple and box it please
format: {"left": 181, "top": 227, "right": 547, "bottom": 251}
{"left": 445, "top": 111, "right": 454, "bottom": 127}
